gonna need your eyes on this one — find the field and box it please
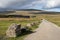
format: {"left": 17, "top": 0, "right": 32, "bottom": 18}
{"left": 0, "top": 13, "right": 60, "bottom": 40}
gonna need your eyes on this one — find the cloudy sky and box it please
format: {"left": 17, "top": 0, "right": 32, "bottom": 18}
{"left": 0, "top": 0, "right": 60, "bottom": 12}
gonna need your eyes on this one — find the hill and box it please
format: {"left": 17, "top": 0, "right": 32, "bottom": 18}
{"left": 15, "top": 9, "right": 42, "bottom": 11}
{"left": 0, "top": 9, "right": 60, "bottom": 15}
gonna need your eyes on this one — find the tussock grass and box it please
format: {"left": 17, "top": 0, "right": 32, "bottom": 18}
{"left": 0, "top": 14, "right": 60, "bottom": 40}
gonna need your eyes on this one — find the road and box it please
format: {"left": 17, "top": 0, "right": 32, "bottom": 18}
{"left": 24, "top": 19, "right": 60, "bottom": 40}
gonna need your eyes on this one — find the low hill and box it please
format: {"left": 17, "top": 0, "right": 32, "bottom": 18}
{"left": 15, "top": 9, "right": 42, "bottom": 11}
{"left": 0, "top": 9, "right": 60, "bottom": 15}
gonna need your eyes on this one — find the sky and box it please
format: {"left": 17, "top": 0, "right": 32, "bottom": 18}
{"left": 0, "top": 0, "right": 60, "bottom": 12}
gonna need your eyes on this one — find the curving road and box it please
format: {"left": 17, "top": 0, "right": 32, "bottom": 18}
{"left": 24, "top": 19, "right": 60, "bottom": 40}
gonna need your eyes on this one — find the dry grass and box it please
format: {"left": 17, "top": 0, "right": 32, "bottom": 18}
{"left": 0, "top": 13, "right": 60, "bottom": 40}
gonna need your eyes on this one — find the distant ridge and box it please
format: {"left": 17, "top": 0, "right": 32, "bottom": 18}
{"left": 0, "top": 9, "right": 60, "bottom": 15}
{"left": 15, "top": 9, "right": 42, "bottom": 11}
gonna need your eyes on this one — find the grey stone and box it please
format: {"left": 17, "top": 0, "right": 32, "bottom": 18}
{"left": 31, "top": 22, "right": 36, "bottom": 26}
{"left": 26, "top": 23, "right": 32, "bottom": 27}
{"left": 26, "top": 22, "right": 37, "bottom": 27}
{"left": 6, "top": 23, "right": 21, "bottom": 37}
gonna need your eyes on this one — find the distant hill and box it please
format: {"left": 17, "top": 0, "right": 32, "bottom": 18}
{"left": 14, "top": 9, "right": 42, "bottom": 11}
{"left": 0, "top": 9, "right": 42, "bottom": 12}
{"left": 0, "top": 9, "right": 60, "bottom": 15}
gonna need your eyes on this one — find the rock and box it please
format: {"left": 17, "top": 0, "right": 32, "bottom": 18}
{"left": 6, "top": 23, "right": 21, "bottom": 37}
{"left": 20, "top": 26, "right": 32, "bottom": 34}
{"left": 26, "top": 23, "right": 32, "bottom": 27}
{"left": 21, "top": 27, "right": 27, "bottom": 33}
{"left": 31, "top": 22, "right": 36, "bottom": 26}
{"left": 26, "top": 22, "right": 37, "bottom": 27}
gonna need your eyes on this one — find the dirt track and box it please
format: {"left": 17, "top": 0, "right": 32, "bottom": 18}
{"left": 24, "top": 19, "right": 60, "bottom": 40}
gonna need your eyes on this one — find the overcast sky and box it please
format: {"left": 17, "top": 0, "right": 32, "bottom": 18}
{"left": 0, "top": 0, "right": 60, "bottom": 12}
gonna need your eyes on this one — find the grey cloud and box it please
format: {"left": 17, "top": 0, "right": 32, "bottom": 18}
{"left": 0, "top": 0, "right": 60, "bottom": 10}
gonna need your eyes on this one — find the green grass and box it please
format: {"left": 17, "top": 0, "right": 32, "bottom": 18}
{"left": 0, "top": 14, "right": 60, "bottom": 40}
{"left": 0, "top": 20, "right": 39, "bottom": 40}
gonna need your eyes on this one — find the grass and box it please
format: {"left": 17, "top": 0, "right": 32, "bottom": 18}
{"left": 0, "top": 19, "right": 39, "bottom": 40}
{"left": 0, "top": 14, "right": 60, "bottom": 40}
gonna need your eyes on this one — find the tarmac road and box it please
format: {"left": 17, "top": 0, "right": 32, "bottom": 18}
{"left": 24, "top": 19, "right": 60, "bottom": 40}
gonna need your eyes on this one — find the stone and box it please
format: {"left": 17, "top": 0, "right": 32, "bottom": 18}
{"left": 31, "top": 22, "right": 36, "bottom": 26}
{"left": 26, "top": 22, "right": 37, "bottom": 27}
{"left": 6, "top": 23, "right": 21, "bottom": 37}
{"left": 26, "top": 23, "right": 32, "bottom": 27}
{"left": 21, "top": 27, "right": 27, "bottom": 33}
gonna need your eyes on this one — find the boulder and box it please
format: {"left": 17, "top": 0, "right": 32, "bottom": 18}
{"left": 26, "top": 23, "right": 32, "bottom": 27}
{"left": 21, "top": 27, "right": 27, "bottom": 33}
{"left": 26, "top": 22, "right": 37, "bottom": 27}
{"left": 6, "top": 23, "right": 21, "bottom": 37}
{"left": 31, "top": 22, "right": 36, "bottom": 26}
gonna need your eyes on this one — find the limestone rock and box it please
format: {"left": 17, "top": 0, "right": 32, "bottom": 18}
{"left": 26, "top": 22, "right": 37, "bottom": 27}
{"left": 31, "top": 22, "right": 36, "bottom": 26}
{"left": 26, "top": 23, "right": 32, "bottom": 27}
{"left": 6, "top": 23, "right": 21, "bottom": 37}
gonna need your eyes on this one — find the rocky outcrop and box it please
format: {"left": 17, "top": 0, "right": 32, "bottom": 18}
{"left": 26, "top": 22, "right": 39, "bottom": 27}
{"left": 6, "top": 23, "right": 21, "bottom": 37}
